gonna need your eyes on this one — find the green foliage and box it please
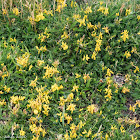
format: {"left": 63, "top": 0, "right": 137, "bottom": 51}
{"left": 0, "top": 0, "right": 140, "bottom": 139}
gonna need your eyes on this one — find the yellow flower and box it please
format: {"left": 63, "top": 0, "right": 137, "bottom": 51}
{"left": 66, "top": 93, "right": 74, "bottom": 102}
{"left": 16, "top": 52, "right": 30, "bottom": 68}
{"left": 0, "top": 91, "right": 3, "bottom": 94}
{"left": 91, "top": 51, "right": 97, "bottom": 60}
{"left": 136, "top": 100, "right": 140, "bottom": 107}
{"left": 95, "top": 39, "right": 102, "bottom": 52}
{"left": 43, "top": 65, "right": 59, "bottom": 79}
{"left": 129, "top": 104, "right": 136, "bottom": 112}
{"left": 61, "top": 42, "right": 68, "bottom": 50}
{"left": 10, "top": 37, "right": 17, "bottom": 43}
{"left": 131, "top": 135, "right": 137, "bottom": 140}
{"left": 67, "top": 103, "right": 76, "bottom": 113}
{"left": 124, "top": 51, "right": 131, "bottom": 58}
{"left": 65, "top": 115, "right": 72, "bottom": 124}
{"left": 64, "top": 132, "right": 69, "bottom": 140}
{"left": 116, "top": 12, "right": 119, "bottom": 16}
{"left": 55, "top": 76, "right": 62, "bottom": 82}
{"left": 36, "top": 46, "right": 47, "bottom": 54}
{"left": 111, "top": 125, "right": 117, "bottom": 130}
{"left": 35, "top": 12, "right": 45, "bottom": 22}
{"left": 59, "top": 96, "right": 65, "bottom": 106}
{"left": 121, "top": 30, "right": 129, "bottom": 42}
{"left": 104, "top": 8, "right": 109, "bottom": 16}
{"left": 131, "top": 47, "right": 137, "bottom": 53}
{"left": 104, "top": 86, "right": 112, "bottom": 101}
{"left": 72, "top": 85, "right": 79, "bottom": 92}
{"left": 29, "top": 65, "right": 33, "bottom": 71}
{"left": 77, "top": 18, "right": 86, "bottom": 27}
{"left": 102, "top": 26, "right": 109, "bottom": 33}
{"left": 29, "top": 76, "right": 38, "bottom": 88}
{"left": 42, "top": 104, "right": 51, "bottom": 116}
{"left": 44, "top": 9, "right": 53, "bottom": 16}
{"left": 19, "top": 127, "right": 25, "bottom": 136}
{"left": 51, "top": 83, "right": 59, "bottom": 92}
{"left": 37, "top": 60, "right": 44, "bottom": 67}
{"left": 73, "top": 14, "right": 81, "bottom": 20}
{"left": 97, "top": 6, "right": 105, "bottom": 13}
{"left": 86, "top": 128, "right": 92, "bottom": 137}
{"left": 38, "top": 33, "right": 46, "bottom": 42}
{"left": 76, "top": 97, "right": 79, "bottom": 101}
{"left": 125, "top": 9, "right": 131, "bottom": 16}
{"left": 137, "top": 15, "right": 140, "bottom": 20}
{"left": 61, "top": 31, "right": 69, "bottom": 39}
{"left": 83, "top": 73, "right": 91, "bottom": 83}
{"left": 34, "top": 109, "right": 38, "bottom": 115}
{"left": 87, "top": 104, "right": 98, "bottom": 114}
{"left": 82, "top": 129, "right": 87, "bottom": 134}
{"left": 83, "top": 55, "right": 90, "bottom": 61}
{"left": 4, "top": 85, "right": 10, "bottom": 93}
{"left": 78, "top": 120, "right": 85, "bottom": 128}
{"left": 75, "top": 73, "right": 81, "bottom": 78}
{"left": 84, "top": 6, "right": 92, "bottom": 14}
{"left": 2, "top": 9, "right": 7, "bottom": 15}
{"left": 106, "top": 68, "right": 114, "bottom": 77}
{"left": 99, "top": 1, "right": 104, "bottom": 5}
{"left": 105, "top": 133, "right": 109, "bottom": 140}
{"left": 134, "top": 66, "right": 139, "bottom": 73}
{"left": 120, "top": 125, "right": 125, "bottom": 133}
{"left": 87, "top": 22, "right": 94, "bottom": 29}
{"left": 13, "top": 8, "right": 20, "bottom": 16}
{"left": 0, "top": 99, "right": 6, "bottom": 106}
{"left": 122, "top": 86, "right": 130, "bottom": 93}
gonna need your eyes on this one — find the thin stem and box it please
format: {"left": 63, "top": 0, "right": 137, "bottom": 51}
{"left": 20, "top": 0, "right": 23, "bottom": 18}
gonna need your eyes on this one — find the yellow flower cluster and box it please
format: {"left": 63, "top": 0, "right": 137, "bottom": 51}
{"left": 56, "top": 0, "right": 67, "bottom": 13}
{"left": 67, "top": 103, "right": 76, "bottom": 113}
{"left": 16, "top": 52, "right": 30, "bottom": 68}
{"left": 104, "top": 68, "right": 114, "bottom": 101}
{"left": 121, "top": 30, "right": 129, "bottom": 42}
{"left": 2, "top": 9, "right": 7, "bottom": 15}
{"left": 125, "top": 9, "right": 131, "bottom": 16}
{"left": 83, "top": 73, "right": 91, "bottom": 83}
{"left": 134, "top": 66, "right": 139, "bottom": 73}
{"left": 95, "top": 32, "right": 102, "bottom": 52}
{"left": 9, "top": 37, "right": 17, "bottom": 43}
{"left": 61, "top": 31, "right": 69, "bottom": 39}
{"left": 35, "top": 12, "right": 45, "bottom": 22}
{"left": 71, "top": 0, "right": 77, "bottom": 8}
{"left": 0, "top": 99, "right": 6, "bottom": 106}
{"left": 10, "top": 96, "right": 25, "bottom": 104}
{"left": 104, "top": 86, "right": 112, "bottom": 101}
{"left": 29, "top": 76, "right": 38, "bottom": 88}
{"left": 122, "top": 86, "right": 130, "bottom": 93}
{"left": 13, "top": 7, "right": 20, "bottom": 16}
{"left": 29, "top": 124, "right": 46, "bottom": 138}
{"left": 51, "top": 83, "right": 63, "bottom": 92}
{"left": 27, "top": 86, "right": 51, "bottom": 117}
{"left": 84, "top": 6, "right": 92, "bottom": 14}
{"left": 36, "top": 46, "right": 47, "bottom": 54}
{"left": 19, "top": 127, "right": 26, "bottom": 136}
{"left": 124, "top": 51, "right": 131, "bottom": 58}
{"left": 57, "top": 112, "right": 72, "bottom": 124}
{"left": 61, "top": 42, "right": 68, "bottom": 50}
{"left": 44, "top": 10, "right": 53, "bottom": 16}
{"left": 4, "top": 85, "right": 10, "bottom": 93}
{"left": 43, "top": 65, "right": 59, "bottom": 79}
{"left": 97, "top": 6, "right": 109, "bottom": 16}
{"left": 0, "top": 64, "right": 9, "bottom": 80}
{"left": 87, "top": 104, "right": 99, "bottom": 114}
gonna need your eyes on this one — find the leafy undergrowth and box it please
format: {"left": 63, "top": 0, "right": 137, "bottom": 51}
{"left": 0, "top": 0, "right": 140, "bottom": 140}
